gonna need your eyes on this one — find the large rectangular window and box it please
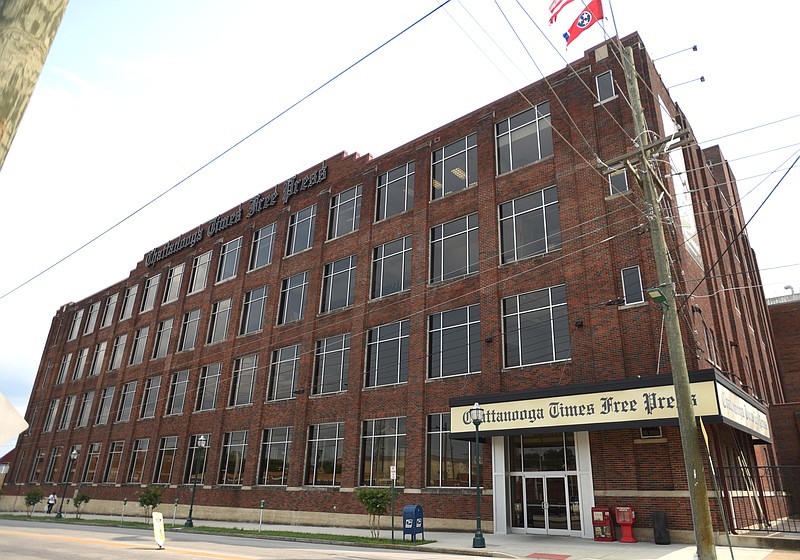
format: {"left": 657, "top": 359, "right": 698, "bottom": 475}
{"left": 313, "top": 334, "right": 350, "bottom": 395}
{"left": 109, "top": 334, "right": 127, "bottom": 371}
{"left": 207, "top": 298, "right": 232, "bottom": 344}
{"left": 218, "top": 430, "right": 248, "bottom": 485}
{"left": 58, "top": 396, "right": 76, "bottom": 431}
{"left": 240, "top": 286, "right": 267, "bottom": 335}
{"left": 268, "top": 345, "right": 299, "bottom": 401}
{"left": 376, "top": 162, "right": 414, "bottom": 221}
{"left": 56, "top": 353, "right": 71, "bottom": 384}
{"left": 81, "top": 443, "right": 101, "bottom": 483}
{"left": 140, "top": 274, "right": 160, "bottom": 313}
{"left": 184, "top": 434, "right": 210, "bottom": 484}
{"left": 258, "top": 427, "right": 292, "bottom": 486}
{"left": 84, "top": 302, "right": 100, "bottom": 335}
{"left": 499, "top": 186, "right": 561, "bottom": 264}
{"left": 140, "top": 376, "right": 161, "bottom": 419}
{"left": 427, "top": 413, "right": 473, "bottom": 487}
{"left": 163, "top": 263, "right": 185, "bottom": 304}
{"left": 67, "top": 309, "right": 83, "bottom": 341}
{"left": 329, "top": 185, "right": 361, "bottom": 239}
{"left": 154, "top": 436, "right": 178, "bottom": 484}
{"left": 249, "top": 223, "right": 276, "bottom": 270}
{"left": 188, "top": 251, "right": 212, "bottom": 294}
{"left": 286, "top": 205, "right": 316, "bottom": 255}
{"left": 89, "top": 341, "right": 106, "bottom": 376}
{"left": 503, "top": 284, "right": 571, "bottom": 367}
{"left": 152, "top": 318, "right": 173, "bottom": 359}
{"left": 95, "top": 386, "right": 115, "bottom": 425}
{"left": 217, "top": 237, "right": 243, "bottom": 283}
{"left": 372, "top": 236, "right": 411, "bottom": 298}
{"left": 432, "top": 134, "right": 477, "bottom": 199}
{"left": 277, "top": 272, "right": 308, "bottom": 325}
{"left": 129, "top": 326, "right": 149, "bottom": 365}
{"left": 72, "top": 348, "right": 88, "bottom": 381}
{"left": 119, "top": 285, "right": 138, "bottom": 321}
{"left": 43, "top": 399, "right": 59, "bottom": 432}
{"left": 116, "top": 381, "right": 137, "bottom": 422}
{"left": 609, "top": 168, "right": 629, "bottom": 195}
{"left": 44, "top": 447, "right": 62, "bottom": 483}
{"left": 430, "top": 213, "right": 478, "bottom": 282}
{"left": 127, "top": 439, "right": 149, "bottom": 484}
{"left": 321, "top": 255, "right": 356, "bottom": 312}
{"left": 195, "top": 363, "right": 221, "bottom": 411}
{"left": 102, "top": 441, "right": 124, "bottom": 483}
{"left": 100, "top": 293, "right": 118, "bottom": 328}
{"left": 365, "top": 320, "right": 409, "bottom": 387}
{"left": 178, "top": 309, "right": 201, "bottom": 351}
{"left": 229, "top": 354, "right": 257, "bottom": 407}
{"left": 496, "top": 101, "right": 553, "bottom": 174}
{"left": 360, "top": 417, "right": 406, "bottom": 486}
{"left": 622, "top": 266, "right": 644, "bottom": 304}
{"left": 166, "top": 370, "right": 190, "bottom": 415}
{"left": 29, "top": 449, "right": 45, "bottom": 482}
{"left": 596, "top": 70, "right": 615, "bottom": 102}
{"left": 305, "top": 422, "right": 343, "bottom": 486}
{"left": 75, "top": 390, "right": 94, "bottom": 428}
{"left": 429, "top": 304, "right": 481, "bottom": 378}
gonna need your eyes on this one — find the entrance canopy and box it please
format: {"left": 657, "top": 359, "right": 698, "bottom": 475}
{"left": 450, "top": 369, "right": 770, "bottom": 442}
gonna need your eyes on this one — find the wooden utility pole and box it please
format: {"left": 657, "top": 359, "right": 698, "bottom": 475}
{"left": 619, "top": 45, "right": 717, "bottom": 560}
{"left": 0, "top": 0, "right": 69, "bottom": 172}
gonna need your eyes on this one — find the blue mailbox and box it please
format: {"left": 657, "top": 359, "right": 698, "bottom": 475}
{"left": 402, "top": 504, "right": 424, "bottom": 541}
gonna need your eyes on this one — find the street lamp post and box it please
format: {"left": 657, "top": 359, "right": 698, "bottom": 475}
{"left": 184, "top": 434, "right": 207, "bottom": 528}
{"left": 470, "top": 403, "right": 486, "bottom": 549}
{"left": 55, "top": 449, "right": 78, "bottom": 519}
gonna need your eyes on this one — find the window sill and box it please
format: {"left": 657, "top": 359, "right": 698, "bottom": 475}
{"left": 430, "top": 182, "right": 478, "bottom": 202}
{"left": 605, "top": 190, "right": 630, "bottom": 200}
{"left": 593, "top": 94, "right": 619, "bottom": 107}
{"left": 284, "top": 246, "right": 314, "bottom": 259}
{"left": 429, "top": 271, "right": 479, "bottom": 287}
{"left": 496, "top": 153, "right": 554, "bottom": 178}
{"left": 617, "top": 301, "right": 647, "bottom": 310}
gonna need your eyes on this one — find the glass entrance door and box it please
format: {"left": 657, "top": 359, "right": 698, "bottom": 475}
{"left": 511, "top": 474, "right": 579, "bottom": 535}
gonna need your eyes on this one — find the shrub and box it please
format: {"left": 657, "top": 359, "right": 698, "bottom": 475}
{"left": 24, "top": 490, "right": 44, "bottom": 517}
{"left": 137, "top": 485, "right": 163, "bottom": 521}
{"left": 354, "top": 487, "right": 395, "bottom": 538}
{"left": 73, "top": 493, "right": 91, "bottom": 519}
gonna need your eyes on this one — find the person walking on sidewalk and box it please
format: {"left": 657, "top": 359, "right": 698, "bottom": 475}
{"left": 46, "top": 493, "right": 57, "bottom": 514}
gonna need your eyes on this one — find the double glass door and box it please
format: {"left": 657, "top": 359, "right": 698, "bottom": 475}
{"left": 511, "top": 474, "right": 580, "bottom": 535}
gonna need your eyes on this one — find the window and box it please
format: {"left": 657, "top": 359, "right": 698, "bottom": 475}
{"left": 329, "top": 185, "right": 361, "bottom": 239}
{"left": 596, "top": 70, "right": 615, "bottom": 102}
{"left": 640, "top": 426, "right": 663, "bottom": 439}
{"left": 207, "top": 298, "right": 232, "bottom": 344}
{"left": 217, "top": 237, "right": 243, "bottom": 282}
{"left": 305, "top": 422, "right": 343, "bottom": 486}
{"left": 140, "top": 274, "right": 160, "bottom": 313}
{"left": 116, "top": 381, "right": 137, "bottom": 422}
{"left": 499, "top": 186, "right": 562, "bottom": 264}
{"left": 95, "top": 386, "right": 115, "bottom": 425}
{"left": 100, "top": 293, "right": 118, "bottom": 328}
{"left": 621, "top": 266, "right": 644, "bottom": 304}
{"left": 120, "top": 285, "right": 138, "bottom": 320}
{"left": 372, "top": 236, "right": 411, "bottom": 298}
{"left": 365, "top": 320, "right": 409, "bottom": 387}
{"left": 286, "top": 204, "right": 316, "bottom": 256}
{"left": 432, "top": 134, "right": 477, "bottom": 199}
{"left": 609, "top": 168, "right": 629, "bottom": 195}
{"left": 166, "top": 370, "right": 190, "bottom": 415}
{"left": 429, "top": 304, "right": 481, "bottom": 378}
{"left": 277, "top": 271, "right": 308, "bottom": 325}
{"left": 44, "top": 447, "right": 62, "bottom": 483}
{"left": 140, "top": 376, "right": 161, "bottom": 419}
{"left": 240, "top": 286, "right": 268, "bottom": 335}
{"left": 81, "top": 443, "right": 101, "bottom": 483}
{"left": 154, "top": 436, "right": 178, "bottom": 484}
{"left": 249, "top": 223, "right": 276, "bottom": 270}
{"left": 178, "top": 309, "right": 201, "bottom": 351}
{"left": 152, "top": 318, "right": 173, "bottom": 359}
{"left": 188, "top": 251, "right": 212, "bottom": 294}
{"left": 313, "top": 334, "right": 350, "bottom": 395}
{"left": 109, "top": 334, "right": 127, "bottom": 371}
{"left": 75, "top": 390, "right": 95, "bottom": 428}
{"left": 67, "top": 309, "right": 83, "bottom": 340}
{"left": 29, "top": 449, "right": 45, "bottom": 482}
{"left": 503, "top": 284, "right": 571, "bottom": 367}
{"left": 43, "top": 399, "right": 59, "bottom": 432}
{"left": 376, "top": 162, "right": 414, "bottom": 221}
{"left": 163, "top": 263, "right": 185, "bottom": 304}
{"left": 268, "top": 345, "right": 299, "bottom": 401}
{"left": 431, "top": 213, "right": 478, "bottom": 282}
{"left": 218, "top": 430, "right": 248, "bottom": 485}
{"left": 84, "top": 302, "right": 100, "bottom": 335}
{"left": 89, "top": 341, "right": 107, "bottom": 376}
{"left": 72, "top": 348, "right": 88, "bottom": 381}
{"left": 427, "top": 413, "right": 473, "bottom": 487}
{"left": 258, "top": 427, "right": 292, "bottom": 485}
{"left": 129, "top": 327, "right": 149, "bottom": 365}
{"left": 361, "top": 417, "right": 406, "bottom": 486}
{"left": 321, "top": 255, "right": 356, "bottom": 312}
{"left": 127, "top": 439, "right": 149, "bottom": 484}
{"left": 102, "top": 441, "right": 124, "bottom": 483}
{"left": 496, "top": 101, "right": 553, "bottom": 174}
{"left": 56, "top": 353, "right": 71, "bottom": 384}
{"left": 195, "top": 363, "right": 221, "bottom": 411}
{"left": 184, "top": 434, "right": 210, "bottom": 484}
{"left": 58, "top": 396, "right": 76, "bottom": 431}
{"left": 229, "top": 354, "right": 257, "bottom": 407}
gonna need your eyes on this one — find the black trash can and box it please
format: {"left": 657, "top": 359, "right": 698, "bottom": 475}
{"left": 653, "top": 510, "right": 670, "bottom": 545}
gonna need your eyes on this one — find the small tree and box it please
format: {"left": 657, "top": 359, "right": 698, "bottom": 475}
{"left": 354, "top": 487, "right": 394, "bottom": 538}
{"left": 73, "top": 493, "right": 91, "bottom": 519}
{"left": 138, "top": 485, "right": 163, "bottom": 521}
{"left": 24, "top": 490, "right": 44, "bottom": 517}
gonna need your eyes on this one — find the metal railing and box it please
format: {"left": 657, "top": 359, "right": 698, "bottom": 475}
{"left": 720, "top": 466, "right": 800, "bottom": 534}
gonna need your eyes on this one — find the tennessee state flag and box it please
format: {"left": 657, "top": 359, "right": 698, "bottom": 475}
{"left": 563, "top": 0, "right": 604, "bottom": 46}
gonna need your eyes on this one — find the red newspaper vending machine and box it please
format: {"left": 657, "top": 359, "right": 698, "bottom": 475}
{"left": 615, "top": 506, "right": 636, "bottom": 543}
{"left": 591, "top": 507, "right": 614, "bottom": 541}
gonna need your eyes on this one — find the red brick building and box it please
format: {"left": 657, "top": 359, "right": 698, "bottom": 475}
{"left": 2, "top": 34, "right": 782, "bottom": 542}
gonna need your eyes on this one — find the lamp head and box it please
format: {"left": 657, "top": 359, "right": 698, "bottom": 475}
{"left": 469, "top": 402, "right": 485, "bottom": 425}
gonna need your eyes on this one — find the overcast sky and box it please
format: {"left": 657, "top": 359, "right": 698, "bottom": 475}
{"left": 1, "top": 0, "right": 797, "bottom": 458}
